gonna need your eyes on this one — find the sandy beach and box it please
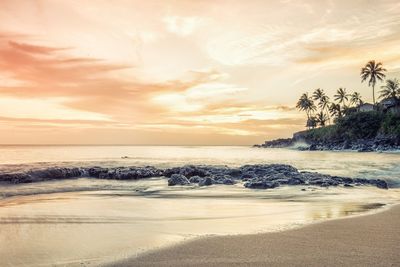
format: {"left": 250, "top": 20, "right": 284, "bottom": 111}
{"left": 111, "top": 204, "right": 400, "bottom": 267}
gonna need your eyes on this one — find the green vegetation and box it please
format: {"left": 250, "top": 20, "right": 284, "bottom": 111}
{"left": 296, "top": 60, "right": 400, "bottom": 143}
{"left": 381, "top": 113, "right": 400, "bottom": 136}
{"left": 379, "top": 78, "right": 400, "bottom": 101}
{"left": 302, "top": 112, "right": 399, "bottom": 142}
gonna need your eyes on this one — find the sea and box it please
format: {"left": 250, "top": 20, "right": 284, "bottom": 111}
{"left": 0, "top": 145, "right": 399, "bottom": 266}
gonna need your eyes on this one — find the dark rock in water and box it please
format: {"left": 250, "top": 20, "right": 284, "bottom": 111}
{"left": 222, "top": 178, "right": 235, "bottom": 185}
{"left": 0, "top": 173, "right": 33, "bottom": 183}
{"left": 369, "top": 179, "right": 388, "bottom": 189}
{"left": 376, "top": 180, "right": 388, "bottom": 189}
{"left": 358, "top": 146, "right": 374, "bottom": 152}
{"left": 87, "top": 167, "right": 107, "bottom": 177}
{"left": 163, "top": 167, "right": 181, "bottom": 178}
{"left": 164, "top": 165, "right": 209, "bottom": 178}
{"left": 286, "top": 177, "right": 304, "bottom": 185}
{"left": 179, "top": 166, "right": 208, "bottom": 178}
{"left": 0, "top": 163, "right": 389, "bottom": 191}
{"left": 168, "top": 174, "right": 190, "bottom": 186}
{"left": 258, "top": 138, "right": 293, "bottom": 148}
{"left": 241, "top": 171, "right": 256, "bottom": 179}
{"left": 199, "top": 177, "right": 214, "bottom": 186}
{"left": 227, "top": 169, "right": 243, "bottom": 178}
{"left": 28, "top": 167, "right": 83, "bottom": 180}
{"left": 309, "top": 144, "right": 318, "bottom": 151}
{"left": 244, "top": 180, "right": 279, "bottom": 189}
{"left": 189, "top": 175, "right": 202, "bottom": 183}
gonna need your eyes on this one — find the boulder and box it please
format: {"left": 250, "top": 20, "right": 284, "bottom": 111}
{"left": 167, "top": 174, "right": 190, "bottom": 186}
{"left": 199, "top": 177, "right": 214, "bottom": 186}
{"left": 188, "top": 175, "right": 202, "bottom": 183}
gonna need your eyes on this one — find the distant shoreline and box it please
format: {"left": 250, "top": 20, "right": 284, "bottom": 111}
{"left": 108, "top": 203, "right": 400, "bottom": 267}
{"left": 255, "top": 130, "right": 400, "bottom": 152}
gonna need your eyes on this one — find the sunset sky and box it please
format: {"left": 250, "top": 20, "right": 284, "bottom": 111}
{"left": 1, "top": 0, "right": 400, "bottom": 145}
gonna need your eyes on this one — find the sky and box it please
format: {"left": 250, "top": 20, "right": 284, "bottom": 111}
{"left": 0, "top": 0, "right": 400, "bottom": 145}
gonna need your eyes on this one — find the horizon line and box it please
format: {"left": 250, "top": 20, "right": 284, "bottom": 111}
{"left": 0, "top": 144, "right": 252, "bottom": 147}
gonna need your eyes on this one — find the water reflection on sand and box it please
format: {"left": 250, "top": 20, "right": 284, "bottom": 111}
{"left": 0, "top": 179, "right": 399, "bottom": 267}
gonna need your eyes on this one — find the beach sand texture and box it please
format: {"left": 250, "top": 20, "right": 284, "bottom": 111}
{"left": 111, "top": 205, "right": 400, "bottom": 267}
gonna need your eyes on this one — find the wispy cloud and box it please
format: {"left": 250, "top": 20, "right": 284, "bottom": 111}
{"left": 163, "top": 15, "right": 206, "bottom": 36}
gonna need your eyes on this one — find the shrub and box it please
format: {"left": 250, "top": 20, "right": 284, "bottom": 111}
{"left": 335, "top": 111, "right": 384, "bottom": 140}
{"left": 303, "top": 125, "right": 338, "bottom": 142}
{"left": 381, "top": 113, "right": 400, "bottom": 136}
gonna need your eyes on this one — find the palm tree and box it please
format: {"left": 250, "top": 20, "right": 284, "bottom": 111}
{"left": 312, "top": 88, "right": 324, "bottom": 102}
{"left": 296, "top": 93, "right": 316, "bottom": 129}
{"left": 361, "top": 60, "right": 386, "bottom": 104}
{"left": 315, "top": 111, "right": 328, "bottom": 127}
{"left": 334, "top": 88, "right": 349, "bottom": 108}
{"left": 379, "top": 78, "right": 400, "bottom": 101}
{"left": 306, "top": 116, "right": 318, "bottom": 129}
{"left": 312, "top": 88, "right": 330, "bottom": 109}
{"left": 312, "top": 88, "right": 330, "bottom": 124}
{"left": 350, "top": 92, "right": 363, "bottom": 107}
{"left": 329, "top": 103, "right": 342, "bottom": 120}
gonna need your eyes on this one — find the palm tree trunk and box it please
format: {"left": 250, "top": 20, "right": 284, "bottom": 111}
{"left": 373, "top": 84, "right": 375, "bottom": 105}
{"left": 326, "top": 107, "right": 331, "bottom": 125}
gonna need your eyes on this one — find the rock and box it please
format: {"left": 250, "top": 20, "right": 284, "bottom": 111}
{"left": 259, "top": 138, "right": 293, "bottom": 148}
{"left": 287, "top": 177, "right": 304, "bottom": 185}
{"left": 255, "top": 131, "right": 400, "bottom": 152}
{"left": 222, "top": 178, "right": 235, "bottom": 185}
{"left": 241, "top": 171, "right": 256, "bottom": 179}
{"left": 370, "top": 179, "right": 388, "bottom": 189}
{"left": 179, "top": 166, "right": 208, "bottom": 178}
{"left": 0, "top": 164, "right": 389, "bottom": 191}
{"left": 358, "top": 146, "right": 374, "bottom": 152}
{"left": 309, "top": 144, "right": 318, "bottom": 151}
{"left": 163, "top": 167, "right": 181, "bottom": 178}
{"left": 167, "top": 174, "right": 190, "bottom": 186}
{"left": 244, "top": 180, "right": 280, "bottom": 189}
{"left": 189, "top": 175, "right": 202, "bottom": 183}
{"left": 199, "top": 177, "right": 214, "bottom": 186}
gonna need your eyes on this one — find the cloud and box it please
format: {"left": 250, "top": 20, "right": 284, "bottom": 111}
{"left": 162, "top": 15, "right": 205, "bottom": 36}
{"left": 2, "top": 33, "right": 289, "bottom": 142}
{"left": 8, "top": 41, "right": 67, "bottom": 54}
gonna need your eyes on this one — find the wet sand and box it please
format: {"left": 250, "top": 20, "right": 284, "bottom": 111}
{"left": 112, "top": 204, "right": 400, "bottom": 267}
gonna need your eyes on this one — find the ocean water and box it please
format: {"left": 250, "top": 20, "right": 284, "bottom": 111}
{"left": 0, "top": 146, "right": 399, "bottom": 266}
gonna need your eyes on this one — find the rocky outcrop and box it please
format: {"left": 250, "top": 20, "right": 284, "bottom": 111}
{"left": 0, "top": 166, "right": 164, "bottom": 184}
{"left": 0, "top": 164, "right": 389, "bottom": 190}
{"left": 254, "top": 138, "right": 293, "bottom": 148}
{"left": 256, "top": 131, "right": 400, "bottom": 152}
{"left": 302, "top": 137, "right": 400, "bottom": 152}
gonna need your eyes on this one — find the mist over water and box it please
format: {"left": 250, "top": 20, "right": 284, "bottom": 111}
{"left": 0, "top": 146, "right": 399, "bottom": 266}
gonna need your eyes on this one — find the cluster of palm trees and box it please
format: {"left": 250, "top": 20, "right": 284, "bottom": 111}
{"left": 296, "top": 88, "right": 363, "bottom": 129}
{"left": 380, "top": 78, "right": 400, "bottom": 101}
{"left": 296, "top": 60, "right": 400, "bottom": 129}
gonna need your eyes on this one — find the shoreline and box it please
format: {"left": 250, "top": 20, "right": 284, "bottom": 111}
{"left": 109, "top": 203, "right": 400, "bottom": 267}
